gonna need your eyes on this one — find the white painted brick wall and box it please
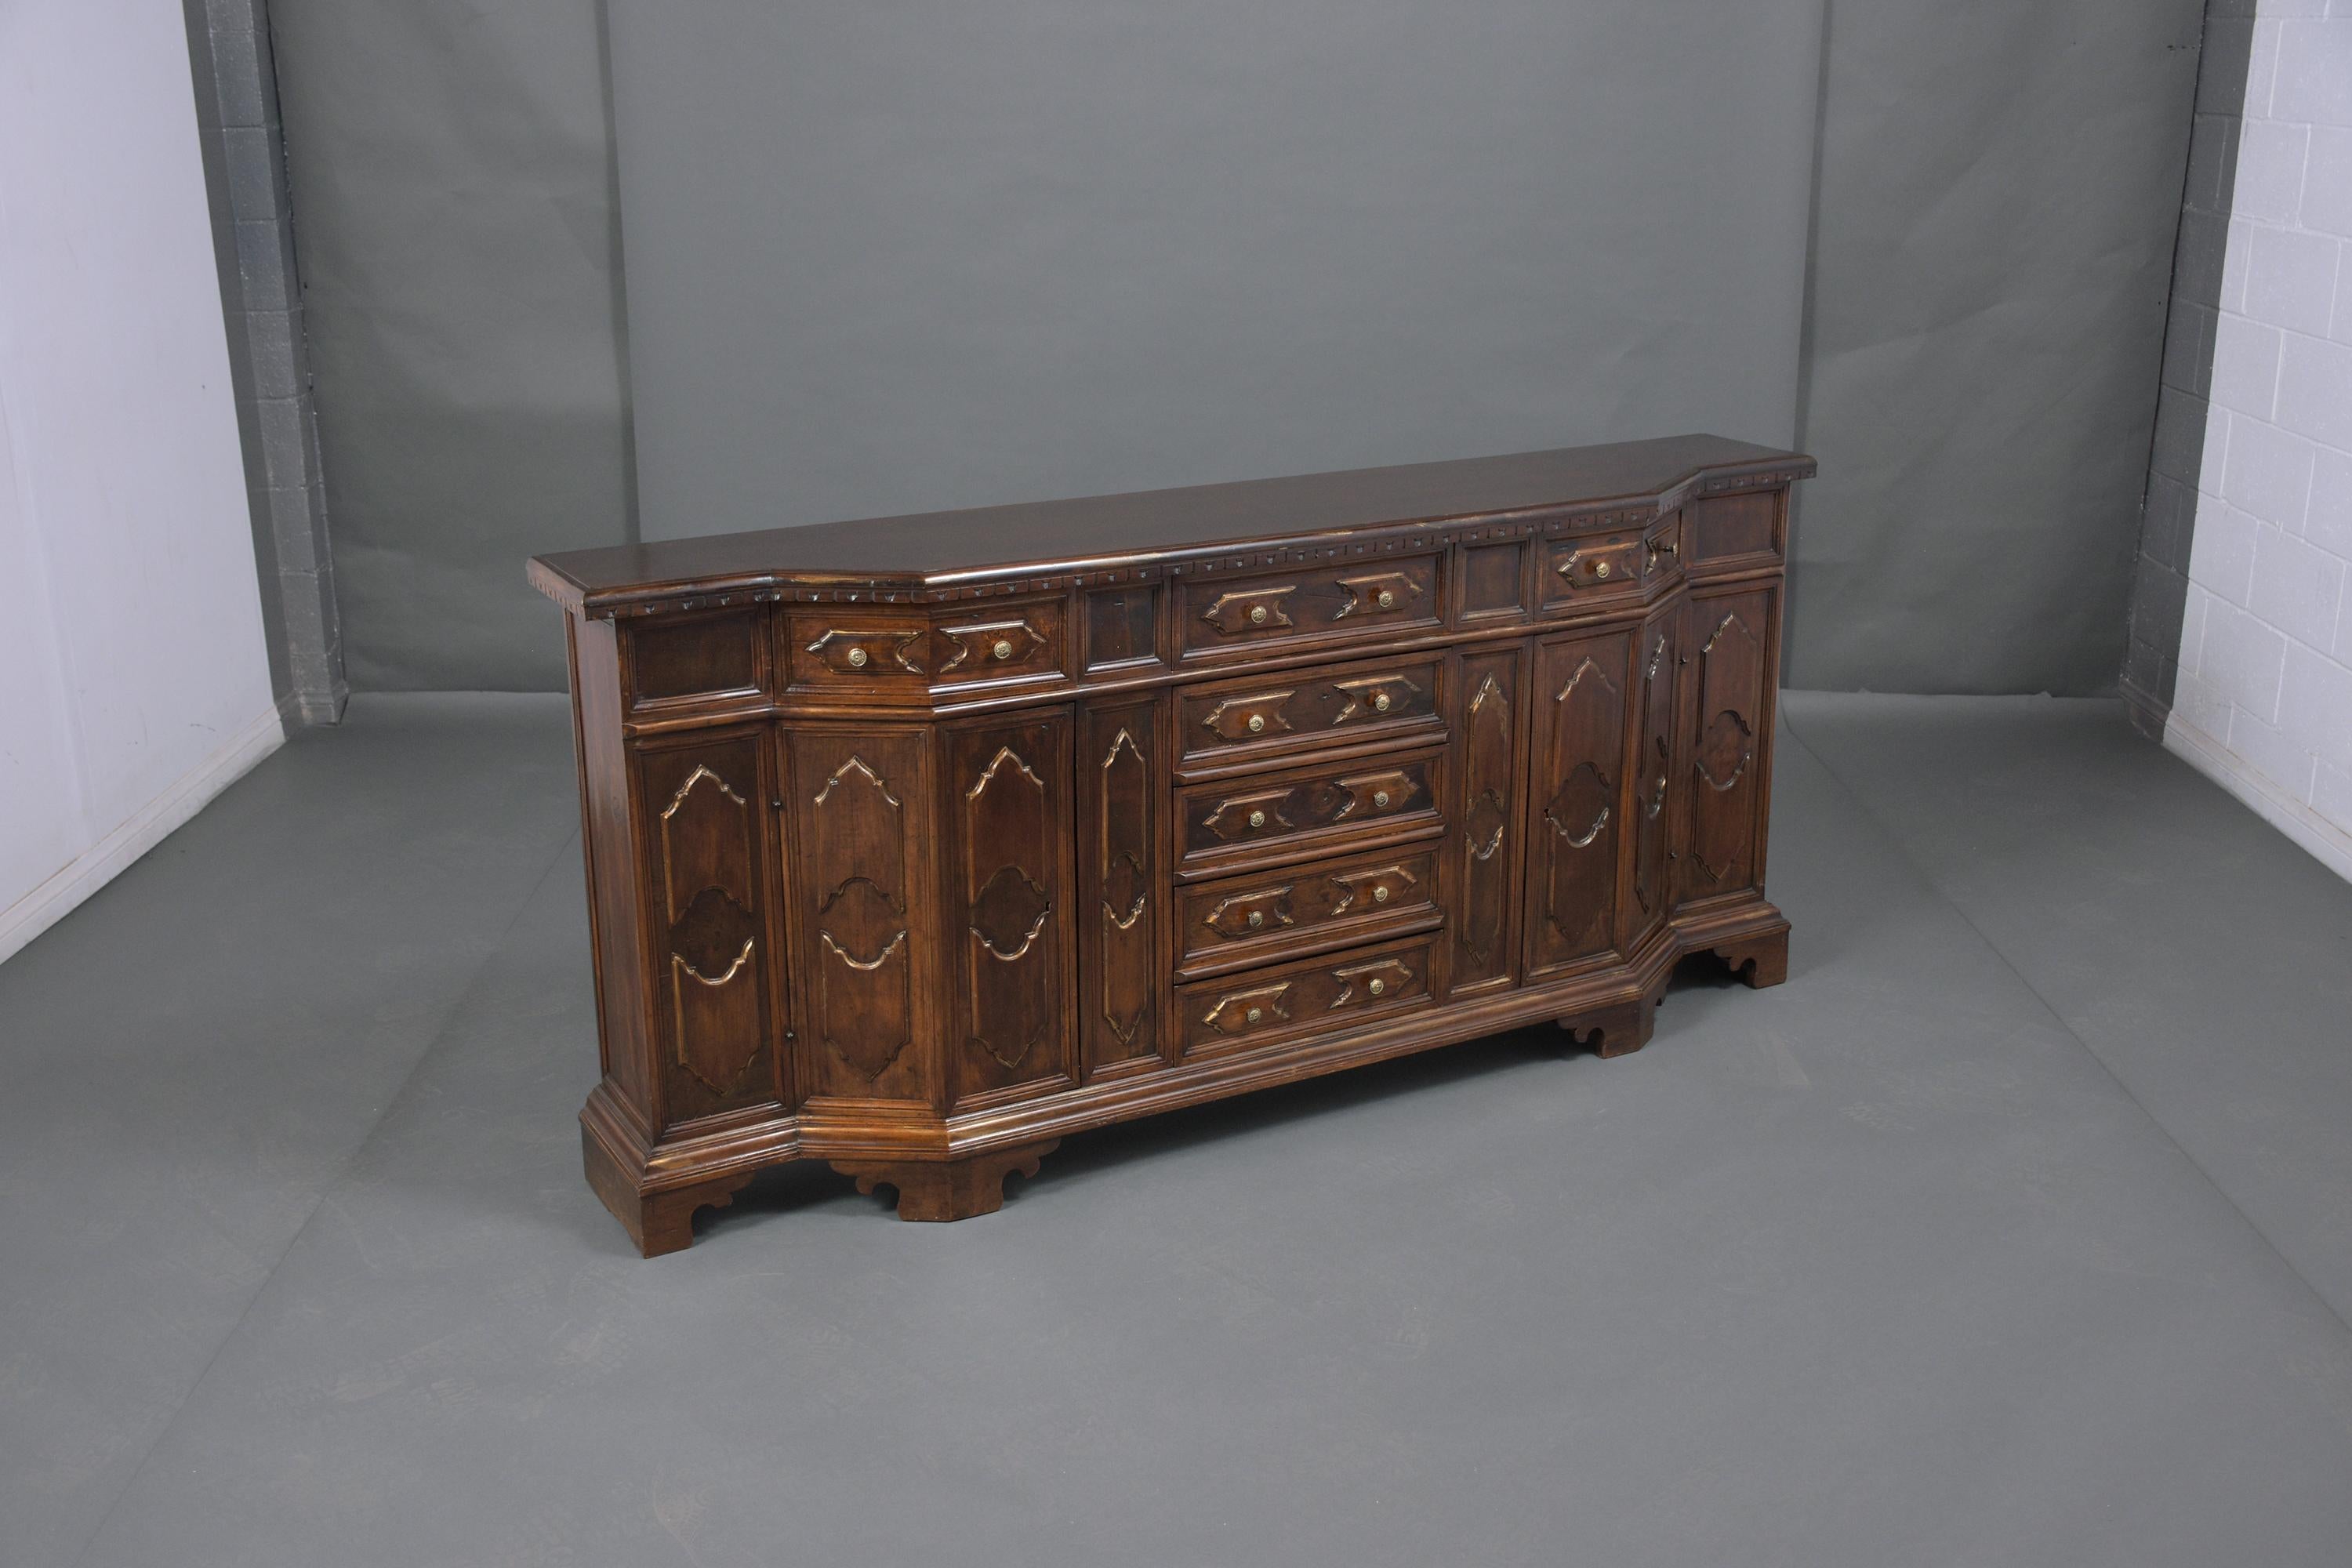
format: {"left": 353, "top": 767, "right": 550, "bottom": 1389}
{"left": 2172, "top": 0, "right": 2352, "bottom": 882}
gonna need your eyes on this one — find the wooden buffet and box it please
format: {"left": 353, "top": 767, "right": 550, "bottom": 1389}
{"left": 528, "top": 434, "right": 1813, "bottom": 1254}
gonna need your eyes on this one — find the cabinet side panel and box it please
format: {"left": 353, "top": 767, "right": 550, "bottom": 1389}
{"left": 789, "top": 729, "right": 934, "bottom": 1103}
{"left": 1679, "top": 584, "right": 1775, "bottom": 907}
{"left": 1079, "top": 696, "right": 1162, "bottom": 1073}
{"left": 1624, "top": 607, "right": 1680, "bottom": 946}
{"left": 1449, "top": 644, "right": 1523, "bottom": 996}
{"left": 948, "top": 710, "right": 1076, "bottom": 1109}
{"left": 637, "top": 732, "right": 779, "bottom": 1122}
{"left": 572, "top": 615, "right": 652, "bottom": 1118}
{"left": 1526, "top": 628, "right": 1633, "bottom": 975}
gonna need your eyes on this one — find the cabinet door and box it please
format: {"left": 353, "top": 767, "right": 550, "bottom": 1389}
{"left": 1621, "top": 608, "right": 1679, "bottom": 947}
{"left": 1526, "top": 629, "right": 1634, "bottom": 976}
{"left": 1678, "top": 586, "right": 1777, "bottom": 908}
{"left": 638, "top": 732, "right": 780, "bottom": 1122}
{"left": 1079, "top": 697, "right": 1163, "bottom": 1074}
{"left": 1449, "top": 645, "right": 1523, "bottom": 996}
{"left": 788, "top": 729, "right": 937, "bottom": 1105}
{"left": 948, "top": 711, "right": 1076, "bottom": 1109}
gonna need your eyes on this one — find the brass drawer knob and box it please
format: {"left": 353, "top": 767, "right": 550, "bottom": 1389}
{"left": 847, "top": 646, "right": 869, "bottom": 668}
{"left": 1368, "top": 977, "right": 1386, "bottom": 996}
{"left": 1372, "top": 789, "right": 1391, "bottom": 808}
{"left": 1376, "top": 589, "right": 1396, "bottom": 609}
{"left": 1247, "top": 809, "right": 1266, "bottom": 829}
{"left": 1247, "top": 713, "right": 1266, "bottom": 733}
{"left": 1373, "top": 884, "right": 1391, "bottom": 904}
{"left": 1247, "top": 909, "right": 1265, "bottom": 929}
{"left": 1249, "top": 604, "right": 1269, "bottom": 625}
{"left": 1593, "top": 560, "right": 1611, "bottom": 579}
{"left": 1373, "top": 691, "right": 1392, "bottom": 713}
{"left": 1246, "top": 1007, "right": 1263, "bottom": 1024}
{"left": 992, "top": 638, "right": 1014, "bottom": 660}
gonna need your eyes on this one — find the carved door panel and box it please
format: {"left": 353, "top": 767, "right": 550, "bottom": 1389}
{"left": 786, "top": 729, "right": 935, "bottom": 1105}
{"left": 1525, "top": 629, "right": 1634, "bottom": 977}
{"left": 948, "top": 710, "right": 1076, "bottom": 1108}
{"left": 1677, "top": 586, "right": 1776, "bottom": 908}
{"left": 637, "top": 733, "right": 779, "bottom": 1122}
{"left": 1079, "top": 697, "right": 1162, "bottom": 1074}
{"left": 1621, "top": 607, "right": 1679, "bottom": 946}
{"left": 1448, "top": 646, "right": 1523, "bottom": 996}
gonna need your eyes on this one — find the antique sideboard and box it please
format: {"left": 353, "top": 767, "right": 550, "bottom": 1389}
{"left": 529, "top": 434, "right": 1813, "bottom": 1254}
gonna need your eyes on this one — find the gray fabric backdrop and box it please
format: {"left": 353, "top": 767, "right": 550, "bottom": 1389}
{"left": 270, "top": 0, "right": 2204, "bottom": 694}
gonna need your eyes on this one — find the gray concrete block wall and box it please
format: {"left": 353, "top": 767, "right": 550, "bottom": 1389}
{"left": 2125, "top": 0, "right": 2256, "bottom": 735}
{"left": 183, "top": 0, "right": 347, "bottom": 725}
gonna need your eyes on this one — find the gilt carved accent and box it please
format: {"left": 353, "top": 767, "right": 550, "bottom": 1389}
{"left": 1092, "top": 720, "right": 1154, "bottom": 1058}
{"left": 803, "top": 742, "right": 917, "bottom": 1087}
{"left": 657, "top": 757, "right": 764, "bottom": 1097}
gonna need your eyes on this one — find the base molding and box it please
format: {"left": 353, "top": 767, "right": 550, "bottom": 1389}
{"left": 0, "top": 700, "right": 286, "bottom": 968}
{"left": 2165, "top": 713, "right": 2352, "bottom": 884}
{"left": 583, "top": 901, "right": 1791, "bottom": 1255}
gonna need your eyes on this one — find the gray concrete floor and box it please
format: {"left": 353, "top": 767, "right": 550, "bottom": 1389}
{"left": 3, "top": 693, "right": 2349, "bottom": 1567}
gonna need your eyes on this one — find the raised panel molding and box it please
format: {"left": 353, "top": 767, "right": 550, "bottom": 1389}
{"left": 1528, "top": 633, "right": 1631, "bottom": 975}
{"left": 1083, "top": 703, "right": 1160, "bottom": 1070}
{"left": 644, "top": 741, "right": 773, "bottom": 1112}
{"left": 1681, "top": 590, "right": 1773, "bottom": 905}
{"left": 1451, "top": 651, "right": 1523, "bottom": 993}
{"left": 951, "top": 714, "right": 1075, "bottom": 1105}
{"left": 791, "top": 735, "right": 928, "bottom": 1101}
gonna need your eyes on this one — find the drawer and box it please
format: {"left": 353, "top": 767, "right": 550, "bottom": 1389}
{"left": 1177, "top": 746, "right": 1443, "bottom": 873}
{"left": 626, "top": 609, "right": 767, "bottom": 713}
{"left": 786, "top": 601, "right": 1067, "bottom": 696}
{"left": 1178, "top": 554, "right": 1440, "bottom": 659}
{"left": 1178, "top": 843, "right": 1440, "bottom": 975}
{"left": 1539, "top": 514, "right": 1680, "bottom": 612}
{"left": 1177, "top": 653, "right": 1443, "bottom": 765}
{"left": 1178, "top": 936, "right": 1434, "bottom": 1058}
{"left": 1684, "top": 492, "right": 1781, "bottom": 572}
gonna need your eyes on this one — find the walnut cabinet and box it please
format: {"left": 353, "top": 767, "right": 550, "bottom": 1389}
{"left": 529, "top": 435, "right": 1813, "bottom": 1254}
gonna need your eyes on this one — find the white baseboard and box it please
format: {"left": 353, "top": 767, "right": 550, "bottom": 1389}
{"left": 0, "top": 699, "right": 289, "bottom": 967}
{"left": 2164, "top": 713, "right": 2352, "bottom": 885}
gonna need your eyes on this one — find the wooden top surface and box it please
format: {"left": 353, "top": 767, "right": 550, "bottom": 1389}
{"left": 529, "top": 434, "right": 1810, "bottom": 610}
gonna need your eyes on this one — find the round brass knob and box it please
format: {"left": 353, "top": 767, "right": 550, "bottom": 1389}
{"left": 992, "top": 638, "right": 1014, "bottom": 660}
{"left": 1247, "top": 714, "right": 1266, "bottom": 733}
{"left": 846, "top": 646, "right": 869, "bottom": 668}
{"left": 1373, "top": 790, "right": 1391, "bottom": 808}
{"left": 1246, "top": 1007, "right": 1263, "bottom": 1024}
{"left": 1247, "top": 809, "right": 1266, "bottom": 829}
{"left": 1248, "top": 604, "right": 1269, "bottom": 625}
{"left": 1374, "top": 691, "right": 1392, "bottom": 713}
{"left": 1594, "top": 560, "right": 1612, "bottom": 579}
{"left": 1373, "top": 884, "right": 1391, "bottom": 904}
{"left": 1376, "top": 590, "right": 1396, "bottom": 609}
{"left": 1368, "top": 978, "right": 1386, "bottom": 996}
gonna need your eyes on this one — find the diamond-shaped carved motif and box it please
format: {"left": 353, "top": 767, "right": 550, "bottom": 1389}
{"left": 1465, "top": 789, "right": 1509, "bottom": 862}
{"left": 1544, "top": 762, "right": 1612, "bottom": 848}
{"left": 1696, "top": 710, "right": 1753, "bottom": 791}
{"left": 671, "top": 885, "right": 756, "bottom": 984}
{"left": 1102, "top": 851, "right": 1147, "bottom": 931}
{"left": 971, "top": 864, "right": 1052, "bottom": 960}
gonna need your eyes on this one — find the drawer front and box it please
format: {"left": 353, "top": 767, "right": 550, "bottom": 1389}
{"left": 1179, "top": 554, "right": 1439, "bottom": 659}
{"left": 930, "top": 603, "right": 1066, "bottom": 688}
{"left": 627, "top": 610, "right": 766, "bottom": 713}
{"left": 786, "top": 601, "right": 1067, "bottom": 695}
{"left": 1178, "top": 655, "right": 1443, "bottom": 764}
{"left": 1178, "top": 750, "right": 1443, "bottom": 871}
{"left": 1539, "top": 514, "right": 1681, "bottom": 612}
{"left": 1178, "top": 844, "right": 1440, "bottom": 972}
{"left": 1685, "top": 492, "right": 1781, "bottom": 573}
{"left": 1178, "top": 938, "right": 1433, "bottom": 1057}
